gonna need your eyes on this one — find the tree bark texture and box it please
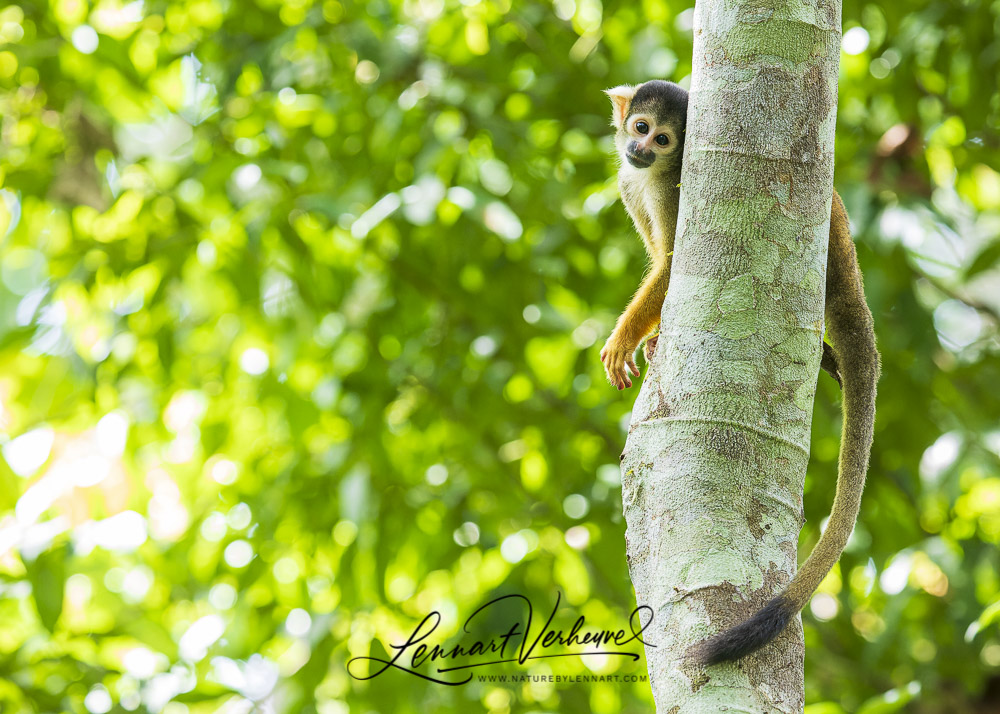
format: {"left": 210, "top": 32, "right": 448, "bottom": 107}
{"left": 620, "top": 1, "right": 842, "bottom": 711}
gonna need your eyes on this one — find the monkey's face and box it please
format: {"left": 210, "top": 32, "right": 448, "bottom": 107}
{"left": 605, "top": 81, "right": 688, "bottom": 174}
{"left": 620, "top": 114, "right": 680, "bottom": 170}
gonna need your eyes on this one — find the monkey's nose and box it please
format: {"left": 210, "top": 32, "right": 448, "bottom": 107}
{"left": 626, "top": 147, "right": 655, "bottom": 169}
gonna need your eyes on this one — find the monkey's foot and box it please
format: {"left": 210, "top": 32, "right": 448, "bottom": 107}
{"left": 600, "top": 335, "right": 641, "bottom": 390}
{"left": 821, "top": 341, "right": 842, "bottom": 388}
{"left": 643, "top": 334, "right": 658, "bottom": 363}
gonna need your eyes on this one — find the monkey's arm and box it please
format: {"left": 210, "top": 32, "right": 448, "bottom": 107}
{"left": 689, "top": 190, "right": 880, "bottom": 665}
{"left": 600, "top": 257, "right": 670, "bottom": 390}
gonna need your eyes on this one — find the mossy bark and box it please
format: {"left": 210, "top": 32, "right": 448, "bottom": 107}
{"left": 619, "top": 0, "right": 841, "bottom": 711}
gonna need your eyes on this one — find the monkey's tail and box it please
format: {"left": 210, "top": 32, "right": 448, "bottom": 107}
{"left": 688, "top": 243, "right": 880, "bottom": 665}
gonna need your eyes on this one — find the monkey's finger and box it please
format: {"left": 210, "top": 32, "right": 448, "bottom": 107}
{"left": 628, "top": 358, "right": 640, "bottom": 377}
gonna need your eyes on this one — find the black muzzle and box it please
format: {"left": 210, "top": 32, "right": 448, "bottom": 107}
{"left": 626, "top": 141, "right": 654, "bottom": 168}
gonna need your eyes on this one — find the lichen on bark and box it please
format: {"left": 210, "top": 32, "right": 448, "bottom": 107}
{"left": 619, "top": 0, "right": 842, "bottom": 711}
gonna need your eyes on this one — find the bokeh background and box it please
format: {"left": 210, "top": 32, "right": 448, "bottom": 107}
{"left": 1, "top": 0, "right": 999, "bottom": 711}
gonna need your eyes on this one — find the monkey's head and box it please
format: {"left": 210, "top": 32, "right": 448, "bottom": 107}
{"left": 605, "top": 80, "right": 688, "bottom": 173}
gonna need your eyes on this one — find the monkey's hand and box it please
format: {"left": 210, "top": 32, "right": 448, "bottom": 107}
{"left": 643, "top": 334, "right": 658, "bottom": 363}
{"left": 600, "top": 332, "right": 641, "bottom": 390}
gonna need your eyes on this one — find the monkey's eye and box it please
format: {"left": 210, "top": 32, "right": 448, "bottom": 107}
{"left": 635, "top": 121, "right": 649, "bottom": 135}
{"left": 655, "top": 134, "right": 669, "bottom": 146}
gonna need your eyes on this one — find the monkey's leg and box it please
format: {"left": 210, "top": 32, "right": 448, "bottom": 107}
{"left": 601, "top": 261, "right": 669, "bottom": 390}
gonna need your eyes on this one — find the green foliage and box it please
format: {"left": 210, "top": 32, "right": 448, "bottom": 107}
{"left": 0, "top": 0, "right": 999, "bottom": 712}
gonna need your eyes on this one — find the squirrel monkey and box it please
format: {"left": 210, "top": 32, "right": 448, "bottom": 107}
{"left": 603, "top": 80, "right": 880, "bottom": 664}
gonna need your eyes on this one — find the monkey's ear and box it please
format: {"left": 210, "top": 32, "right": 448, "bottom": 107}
{"left": 604, "top": 85, "right": 637, "bottom": 129}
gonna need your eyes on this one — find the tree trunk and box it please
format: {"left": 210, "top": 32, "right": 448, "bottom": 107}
{"left": 620, "top": 0, "right": 842, "bottom": 711}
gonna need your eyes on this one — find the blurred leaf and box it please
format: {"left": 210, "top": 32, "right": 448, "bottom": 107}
{"left": 26, "top": 545, "right": 67, "bottom": 634}
{"left": 804, "top": 704, "right": 847, "bottom": 714}
{"left": 965, "top": 240, "right": 1000, "bottom": 279}
{"left": 856, "top": 683, "right": 921, "bottom": 714}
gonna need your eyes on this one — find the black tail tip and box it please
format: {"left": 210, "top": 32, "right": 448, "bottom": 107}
{"left": 686, "top": 595, "right": 796, "bottom": 666}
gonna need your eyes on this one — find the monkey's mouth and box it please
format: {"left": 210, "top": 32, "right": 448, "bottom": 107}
{"left": 626, "top": 150, "right": 654, "bottom": 169}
